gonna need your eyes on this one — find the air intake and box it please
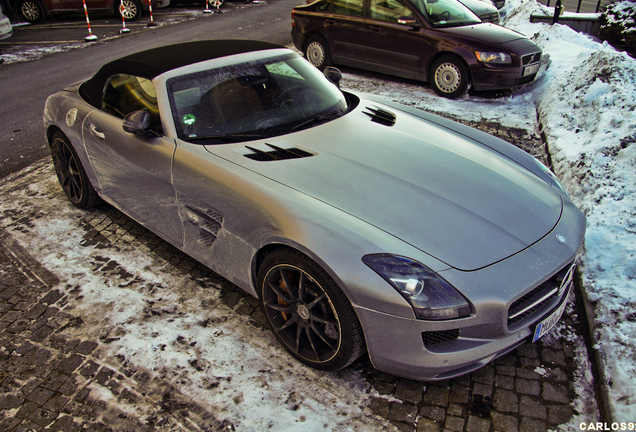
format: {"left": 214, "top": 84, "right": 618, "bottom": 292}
{"left": 244, "top": 143, "right": 313, "bottom": 161}
{"left": 363, "top": 106, "right": 396, "bottom": 127}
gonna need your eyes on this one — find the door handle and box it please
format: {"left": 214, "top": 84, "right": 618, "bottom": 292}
{"left": 323, "top": 18, "right": 336, "bottom": 25}
{"left": 368, "top": 25, "right": 381, "bottom": 32}
{"left": 90, "top": 124, "right": 105, "bottom": 140}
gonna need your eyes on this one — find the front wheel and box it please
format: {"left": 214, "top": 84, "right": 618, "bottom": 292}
{"left": 430, "top": 55, "right": 470, "bottom": 99}
{"left": 118, "top": 0, "right": 143, "bottom": 21}
{"left": 304, "top": 36, "right": 332, "bottom": 70}
{"left": 258, "top": 249, "right": 364, "bottom": 371}
{"left": 50, "top": 132, "right": 100, "bottom": 209}
{"left": 19, "top": 0, "right": 46, "bottom": 23}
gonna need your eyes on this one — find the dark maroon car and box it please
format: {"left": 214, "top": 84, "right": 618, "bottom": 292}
{"left": 291, "top": 0, "right": 542, "bottom": 98}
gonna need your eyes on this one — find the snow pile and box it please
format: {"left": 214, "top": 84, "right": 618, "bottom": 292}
{"left": 504, "top": 0, "right": 636, "bottom": 419}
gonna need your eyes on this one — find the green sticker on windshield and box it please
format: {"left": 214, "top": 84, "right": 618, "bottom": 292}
{"left": 183, "top": 114, "right": 196, "bottom": 125}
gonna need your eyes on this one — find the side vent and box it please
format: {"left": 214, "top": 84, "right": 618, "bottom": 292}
{"left": 363, "top": 106, "right": 396, "bottom": 127}
{"left": 186, "top": 206, "right": 224, "bottom": 248}
{"left": 245, "top": 143, "right": 313, "bottom": 162}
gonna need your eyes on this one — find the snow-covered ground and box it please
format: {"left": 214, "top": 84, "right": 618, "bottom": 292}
{"left": 1, "top": 0, "right": 634, "bottom": 424}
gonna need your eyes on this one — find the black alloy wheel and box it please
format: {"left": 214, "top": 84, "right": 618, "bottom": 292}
{"left": 50, "top": 132, "right": 100, "bottom": 209}
{"left": 304, "top": 35, "right": 332, "bottom": 70}
{"left": 19, "top": 0, "right": 46, "bottom": 23}
{"left": 430, "top": 55, "right": 470, "bottom": 99}
{"left": 258, "top": 249, "right": 364, "bottom": 371}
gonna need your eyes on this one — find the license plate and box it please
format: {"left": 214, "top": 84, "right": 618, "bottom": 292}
{"left": 532, "top": 295, "right": 568, "bottom": 342}
{"left": 523, "top": 63, "right": 540, "bottom": 76}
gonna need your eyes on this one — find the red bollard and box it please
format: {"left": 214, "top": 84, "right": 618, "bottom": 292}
{"left": 82, "top": 0, "right": 98, "bottom": 41}
{"left": 203, "top": 0, "right": 212, "bottom": 14}
{"left": 147, "top": 0, "right": 158, "bottom": 27}
{"left": 120, "top": 0, "right": 131, "bottom": 33}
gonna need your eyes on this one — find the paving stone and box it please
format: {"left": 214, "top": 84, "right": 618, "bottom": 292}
{"left": 495, "top": 375, "right": 514, "bottom": 390}
{"left": 0, "top": 394, "right": 23, "bottom": 409}
{"left": 520, "top": 417, "right": 547, "bottom": 432}
{"left": 395, "top": 380, "right": 423, "bottom": 404}
{"left": 493, "top": 389, "right": 519, "bottom": 413}
{"left": 445, "top": 416, "right": 465, "bottom": 432}
{"left": 492, "top": 412, "right": 519, "bottom": 432}
{"left": 516, "top": 378, "right": 541, "bottom": 396}
{"left": 448, "top": 403, "right": 463, "bottom": 416}
{"left": 417, "top": 417, "right": 441, "bottom": 432}
{"left": 547, "top": 404, "right": 574, "bottom": 425}
{"left": 472, "top": 383, "right": 493, "bottom": 398}
{"left": 542, "top": 382, "right": 570, "bottom": 403}
{"left": 388, "top": 402, "right": 418, "bottom": 425}
{"left": 26, "top": 387, "right": 54, "bottom": 405}
{"left": 466, "top": 415, "right": 490, "bottom": 432}
{"left": 419, "top": 405, "right": 446, "bottom": 422}
{"left": 519, "top": 395, "right": 547, "bottom": 419}
{"left": 542, "top": 348, "right": 566, "bottom": 365}
{"left": 449, "top": 384, "right": 469, "bottom": 404}
{"left": 423, "top": 385, "right": 450, "bottom": 406}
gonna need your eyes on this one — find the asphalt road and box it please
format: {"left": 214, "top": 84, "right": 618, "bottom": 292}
{"left": 0, "top": 0, "right": 299, "bottom": 179}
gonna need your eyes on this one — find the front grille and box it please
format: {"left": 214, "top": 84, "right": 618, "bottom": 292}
{"left": 522, "top": 52, "right": 542, "bottom": 66}
{"left": 507, "top": 262, "right": 574, "bottom": 327}
{"left": 422, "top": 329, "right": 460, "bottom": 347}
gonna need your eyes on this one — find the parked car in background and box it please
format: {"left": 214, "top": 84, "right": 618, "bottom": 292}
{"left": 0, "top": 3, "right": 12, "bottom": 40}
{"left": 458, "top": 0, "right": 499, "bottom": 23}
{"left": 11, "top": 0, "right": 169, "bottom": 23}
{"left": 291, "top": 0, "right": 542, "bottom": 98}
{"left": 44, "top": 40, "right": 585, "bottom": 381}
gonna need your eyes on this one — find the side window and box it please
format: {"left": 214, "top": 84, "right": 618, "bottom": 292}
{"left": 332, "top": 0, "right": 363, "bottom": 16}
{"left": 102, "top": 74, "right": 162, "bottom": 133}
{"left": 369, "top": 0, "right": 415, "bottom": 22}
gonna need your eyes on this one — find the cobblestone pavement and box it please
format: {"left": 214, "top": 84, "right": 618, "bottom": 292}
{"left": 0, "top": 122, "right": 599, "bottom": 431}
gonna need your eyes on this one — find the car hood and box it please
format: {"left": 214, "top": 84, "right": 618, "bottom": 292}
{"left": 441, "top": 23, "right": 529, "bottom": 45}
{"left": 204, "top": 103, "right": 562, "bottom": 271}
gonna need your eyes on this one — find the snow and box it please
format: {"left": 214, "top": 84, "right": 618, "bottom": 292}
{"left": 1, "top": 0, "right": 635, "bottom": 425}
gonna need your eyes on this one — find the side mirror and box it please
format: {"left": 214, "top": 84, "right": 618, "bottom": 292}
{"left": 122, "top": 110, "right": 151, "bottom": 135}
{"left": 323, "top": 66, "right": 343, "bottom": 88}
{"left": 398, "top": 17, "right": 420, "bottom": 28}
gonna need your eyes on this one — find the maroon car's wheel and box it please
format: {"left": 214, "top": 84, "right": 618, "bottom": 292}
{"left": 258, "top": 249, "right": 364, "bottom": 371}
{"left": 304, "top": 36, "right": 332, "bottom": 70}
{"left": 118, "top": 0, "right": 142, "bottom": 21}
{"left": 50, "top": 132, "right": 100, "bottom": 209}
{"left": 19, "top": 0, "right": 46, "bottom": 23}
{"left": 430, "top": 55, "right": 470, "bottom": 99}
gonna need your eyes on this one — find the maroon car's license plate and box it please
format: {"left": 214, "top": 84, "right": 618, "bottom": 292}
{"left": 523, "top": 63, "right": 540, "bottom": 76}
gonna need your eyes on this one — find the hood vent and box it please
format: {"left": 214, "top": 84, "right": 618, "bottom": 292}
{"left": 245, "top": 143, "right": 313, "bottom": 162}
{"left": 363, "top": 106, "right": 396, "bottom": 127}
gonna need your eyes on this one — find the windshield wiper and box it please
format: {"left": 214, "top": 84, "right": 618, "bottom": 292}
{"left": 187, "top": 133, "right": 268, "bottom": 143}
{"left": 291, "top": 110, "right": 342, "bottom": 132}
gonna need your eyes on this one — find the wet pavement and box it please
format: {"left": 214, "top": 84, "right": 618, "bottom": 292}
{"left": 0, "top": 119, "right": 600, "bottom": 431}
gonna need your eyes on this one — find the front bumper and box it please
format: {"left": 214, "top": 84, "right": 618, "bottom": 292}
{"left": 355, "top": 199, "right": 584, "bottom": 381}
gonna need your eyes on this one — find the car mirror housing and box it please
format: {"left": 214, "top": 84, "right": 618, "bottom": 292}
{"left": 323, "top": 66, "right": 342, "bottom": 88}
{"left": 398, "top": 17, "right": 419, "bottom": 28}
{"left": 122, "top": 110, "right": 151, "bottom": 135}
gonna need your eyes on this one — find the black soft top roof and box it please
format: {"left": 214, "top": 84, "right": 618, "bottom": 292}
{"left": 79, "top": 39, "right": 283, "bottom": 108}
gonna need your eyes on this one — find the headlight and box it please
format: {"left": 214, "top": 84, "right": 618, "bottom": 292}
{"left": 362, "top": 254, "right": 471, "bottom": 320}
{"left": 475, "top": 51, "right": 512, "bottom": 64}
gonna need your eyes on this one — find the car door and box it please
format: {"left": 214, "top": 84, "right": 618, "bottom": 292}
{"left": 320, "top": 0, "right": 367, "bottom": 66}
{"left": 363, "top": 0, "right": 429, "bottom": 80}
{"left": 82, "top": 74, "right": 183, "bottom": 247}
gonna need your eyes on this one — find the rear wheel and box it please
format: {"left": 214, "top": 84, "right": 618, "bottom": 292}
{"left": 430, "top": 55, "right": 470, "bottom": 99}
{"left": 50, "top": 132, "right": 100, "bottom": 209}
{"left": 19, "top": 0, "right": 46, "bottom": 23}
{"left": 118, "top": 0, "right": 142, "bottom": 21}
{"left": 304, "top": 35, "right": 332, "bottom": 70}
{"left": 258, "top": 249, "right": 364, "bottom": 371}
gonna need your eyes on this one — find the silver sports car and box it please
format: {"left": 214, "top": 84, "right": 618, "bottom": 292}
{"left": 44, "top": 40, "right": 585, "bottom": 381}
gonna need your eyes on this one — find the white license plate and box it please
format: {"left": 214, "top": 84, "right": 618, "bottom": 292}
{"left": 532, "top": 296, "right": 568, "bottom": 342}
{"left": 523, "top": 63, "right": 540, "bottom": 76}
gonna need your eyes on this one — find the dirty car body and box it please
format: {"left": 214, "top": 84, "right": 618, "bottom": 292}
{"left": 43, "top": 40, "right": 585, "bottom": 381}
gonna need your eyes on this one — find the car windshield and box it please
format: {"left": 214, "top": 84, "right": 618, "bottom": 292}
{"left": 167, "top": 53, "right": 348, "bottom": 143}
{"left": 411, "top": 0, "right": 481, "bottom": 27}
